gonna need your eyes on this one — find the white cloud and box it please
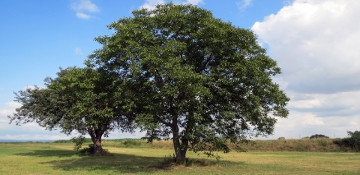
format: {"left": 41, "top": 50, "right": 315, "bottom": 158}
{"left": 140, "top": 0, "right": 165, "bottom": 10}
{"left": 252, "top": 0, "right": 360, "bottom": 139}
{"left": 71, "top": 0, "right": 99, "bottom": 12}
{"left": 5, "top": 101, "right": 21, "bottom": 109}
{"left": 268, "top": 113, "right": 360, "bottom": 139}
{"left": 283, "top": 0, "right": 294, "bottom": 6}
{"left": 71, "top": 0, "right": 99, "bottom": 19}
{"left": 76, "top": 12, "right": 91, "bottom": 19}
{"left": 237, "top": 0, "right": 253, "bottom": 10}
{"left": 0, "top": 134, "right": 71, "bottom": 141}
{"left": 184, "top": 0, "right": 204, "bottom": 5}
{"left": 0, "top": 101, "right": 54, "bottom": 140}
{"left": 252, "top": 0, "right": 360, "bottom": 94}
{"left": 0, "top": 102, "right": 21, "bottom": 116}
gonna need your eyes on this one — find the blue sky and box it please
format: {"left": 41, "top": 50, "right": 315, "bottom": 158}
{"left": 1, "top": 0, "right": 359, "bottom": 140}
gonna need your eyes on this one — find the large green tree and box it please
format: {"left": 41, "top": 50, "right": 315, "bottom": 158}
{"left": 10, "top": 67, "right": 133, "bottom": 155}
{"left": 89, "top": 4, "right": 289, "bottom": 162}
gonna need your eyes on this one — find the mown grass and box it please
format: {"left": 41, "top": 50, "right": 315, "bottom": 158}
{"left": 0, "top": 141, "right": 359, "bottom": 174}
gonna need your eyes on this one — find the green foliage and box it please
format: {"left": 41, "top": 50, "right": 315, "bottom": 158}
{"left": 334, "top": 131, "right": 360, "bottom": 151}
{"left": 88, "top": 3, "right": 289, "bottom": 161}
{"left": 310, "top": 134, "right": 329, "bottom": 139}
{"left": 9, "top": 67, "right": 134, "bottom": 154}
{"left": 72, "top": 137, "right": 86, "bottom": 151}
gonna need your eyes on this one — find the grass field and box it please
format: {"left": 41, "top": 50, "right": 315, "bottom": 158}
{"left": 0, "top": 141, "right": 359, "bottom": 175}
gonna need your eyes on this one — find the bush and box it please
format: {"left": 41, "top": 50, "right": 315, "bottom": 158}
{"left": 310, "top": 134, "right": 329, "bottom": 139}
{"left": 113, "top": 139, "right": 149, "bottom": 148}
{"left": 122, "top": 139, "right": 142, "bottom": 147}
{"left": 333, "top": 131, "right": 360, "bottom": 151}
{"left": 79, "top": 144, "right": 109, "bottom": 155}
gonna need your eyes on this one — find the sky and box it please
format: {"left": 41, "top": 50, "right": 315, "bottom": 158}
{"left": 0, "top": 0, "right": 359, "bottom": 140}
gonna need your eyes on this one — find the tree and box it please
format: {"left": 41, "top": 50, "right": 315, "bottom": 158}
{"left": 9, "top": 67, "right": 133, "bottom": 155}
{"left": 89, "top": 4, "right": 289, "bottom": 162}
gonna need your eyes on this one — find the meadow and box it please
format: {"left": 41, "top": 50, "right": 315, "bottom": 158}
{"left": 0, "top": 140, "right": 359, "bottom": 175}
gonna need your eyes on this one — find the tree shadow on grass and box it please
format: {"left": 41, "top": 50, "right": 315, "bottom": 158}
{"left": 16, "top": 149, "right": 77, "bottom": 157}
{"left": 15, "top": 149, "right": 238, "bottom": 174}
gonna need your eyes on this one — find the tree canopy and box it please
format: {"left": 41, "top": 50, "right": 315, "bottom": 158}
{"left": 10, "top": 67, "right": 134, "bottom": 154}
{"left": 89, "top": 3, "right": 289, "bottom": 162}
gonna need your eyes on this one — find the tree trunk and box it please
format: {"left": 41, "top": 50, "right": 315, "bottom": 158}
{"left": 92, "top": 136, "right": 103, "bottom": 155}
{"left": 172, "top": 124, "right": 188, "bottom": 163}
{"left": 88, "top": 128, "right": 103, "bottom": 155}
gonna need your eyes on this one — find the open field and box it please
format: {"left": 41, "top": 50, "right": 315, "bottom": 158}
{"left": 0, "top": 141, "right": 359, "bottom": 175}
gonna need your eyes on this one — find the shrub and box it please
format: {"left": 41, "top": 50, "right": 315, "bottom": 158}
{"left": 79, "top": 144, "right": 109, "bottom": 155}
{"left": 122, "top": 139, "right": 142, "bottom": 147}
{"left": 333, "top": 131, "right": 360, "bottom": 151}
{"left": 316, "top": 139, "right": 328, "bottom": 147}
{"left": 310, "top": 134, "right": 329, "bottom": 139}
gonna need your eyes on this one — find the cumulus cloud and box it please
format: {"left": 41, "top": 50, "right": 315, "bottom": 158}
{"left": 71, "top": 0, "right": 99, "bottom": 19}
{"left": 71, "top": 0, "right": 99, "bottom": 12}
{"left": 252, "top": 0, "right": 360, "bottom": 138}
{"left": 253, "top": 0, "right": 360, "bottom": 94}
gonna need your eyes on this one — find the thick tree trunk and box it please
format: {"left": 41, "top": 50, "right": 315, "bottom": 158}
{"left": 88, "top": 128, "right": 103, "bottom": 155}
{"left": 172, "top": 124, "right": 188, "bottom": 163}
{"left": 92, "top": 136, "right": 103, "bottom": 155}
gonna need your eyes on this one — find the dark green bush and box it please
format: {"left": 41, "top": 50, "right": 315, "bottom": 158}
{"left": 310, "top": 134, "right": 329, "bottom": 139}
{"left": 115, "top": 139, "right": 148, "bottom": 148}
{"left": 333, "top": 131, "right": 360, "bottom": 151}
{"left": 79, "top": 144, "right": 109, "bottom": 155}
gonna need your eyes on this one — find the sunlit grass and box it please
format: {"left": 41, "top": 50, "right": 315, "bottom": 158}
{"left": 0, "top": 142, "right": 359, "bottom": 175}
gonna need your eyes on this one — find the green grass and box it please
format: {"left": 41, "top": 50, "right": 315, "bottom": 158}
{"left": 0, "top": 142, "right": 359, "bottom": 175}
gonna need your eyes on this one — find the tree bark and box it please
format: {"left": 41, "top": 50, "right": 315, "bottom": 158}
{"left": 88, "top": 128, "right": 103, "bottom": 155}
{"left": 92, "top": 136, "right": 103, "bottom": 155}
{"left": 171, "top": 123, "right": 188, "bottom": 163}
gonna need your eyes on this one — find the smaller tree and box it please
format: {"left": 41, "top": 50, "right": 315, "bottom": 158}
{"left": 9, "top": 67, "right": 133, "bottom": 155}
